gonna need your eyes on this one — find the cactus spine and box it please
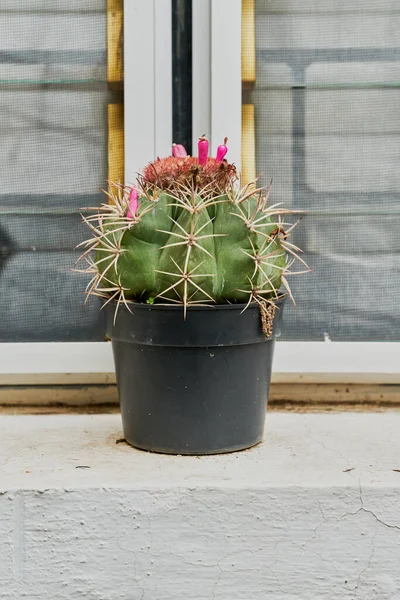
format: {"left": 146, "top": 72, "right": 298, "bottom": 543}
{"left": 78, "top": 137, "right": 306, "bottom": 322}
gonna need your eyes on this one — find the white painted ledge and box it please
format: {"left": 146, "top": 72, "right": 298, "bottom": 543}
{"left": 2, "top": 342, "right": 400, "bottom": 385}
{"left": 1, "top": 413, "right": 400, "bottom": 599}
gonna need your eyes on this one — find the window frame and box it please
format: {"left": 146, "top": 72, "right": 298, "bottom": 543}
{"left": 1, "top": 342, "right": 399, "bottom": 385}
{"left": 1, "top": 0, "right": 398, "bottom": 386}
{"left": 124, "top": 0, "right": 172, "bottom": 181}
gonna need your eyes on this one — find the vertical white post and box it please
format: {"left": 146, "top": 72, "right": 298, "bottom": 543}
{"left": 124, "top": 0, "right": 172, "bottom": 184}
{"left": 210, "top": 0, "right": 242, "bottom": 167}
{"left": 192, "top": 0, "right": 211, "bottom": 150}
{"left": 124, "top": 0, "right": 155, "bottom": 183}
{"left": 154, "top": 0, "right": 173, "bottom": 158}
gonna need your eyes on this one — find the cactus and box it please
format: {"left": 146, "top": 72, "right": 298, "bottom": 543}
{"left": 77, "top": 137, "right": 307, "bottom": 326}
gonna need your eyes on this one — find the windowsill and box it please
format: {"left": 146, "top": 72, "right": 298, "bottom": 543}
{"left": 1, "top": 413, "right": 400, "bottom": 597}
{"left": 1, "top": 412, "right": 400, "bottom": 489}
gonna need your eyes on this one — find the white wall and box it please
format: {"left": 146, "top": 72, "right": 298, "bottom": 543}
{"left": 1, "top": 413, "right": 400, "bottom": 599}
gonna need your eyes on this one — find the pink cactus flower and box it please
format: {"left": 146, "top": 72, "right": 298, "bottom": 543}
{"left": 172, "top": 143, "right": 188, "bottom": 158}
{"left": 198, "top": 136, "right": 209, "bottom": 166}
{"left": 216, "top": 137, "right": 228, "bottom": 162}
{"left": 127, "top": 186, "right": 139, "bottom": 219}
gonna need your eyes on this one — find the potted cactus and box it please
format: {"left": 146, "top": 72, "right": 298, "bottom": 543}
{"left": 78, "top": 137, "right": 306, "bottom": 454}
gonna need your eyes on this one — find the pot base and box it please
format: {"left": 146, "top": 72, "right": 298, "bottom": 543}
{"left": 122, "top": 435, "right": 264, "bottom": 456}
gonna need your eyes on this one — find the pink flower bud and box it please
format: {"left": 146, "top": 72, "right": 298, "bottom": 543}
{"left": 198, "top": 136, "right": 209, "bottom": 166}
{"left": 172, "top": 143, "right": 187, "bottom": 158}
{"left": 216, "top": 137, "right": 228, "bottom": 162}
{"left": 127, "top": 186, "right": 139, "bottom": 219}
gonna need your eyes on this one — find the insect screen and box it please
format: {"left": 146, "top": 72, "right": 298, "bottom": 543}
{"left": 243, "top": 0, "right": 400, "bottom": 341}
{"left": 0, "top": 1, "right": 116, "bottom": 341}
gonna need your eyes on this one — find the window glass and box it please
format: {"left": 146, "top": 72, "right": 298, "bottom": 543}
{"left": 243, "top": 0, "right": 400, "bottom": 340}
{"left": 0, "top": 1, "right": 116, "bottom": 341}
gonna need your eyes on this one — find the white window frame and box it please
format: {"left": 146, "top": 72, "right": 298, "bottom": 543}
{"left": 0, "top": 342, "right": 399, "bottom": 385}
{"left": 124, "top": 0, "right": 173, "bottom": 181}
{"left": 0, "top": 0, "right": 398, "bottom": 386}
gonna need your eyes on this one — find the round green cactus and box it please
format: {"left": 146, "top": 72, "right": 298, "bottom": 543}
{"left": 78, "top": 139, "right": 306, "bottom": 318}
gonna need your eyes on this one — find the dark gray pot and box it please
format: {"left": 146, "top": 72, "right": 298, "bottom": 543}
{"left": 107, "top": 297, "right": 286, "bottom": 455}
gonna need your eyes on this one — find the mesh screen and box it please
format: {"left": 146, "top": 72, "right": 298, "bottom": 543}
{"left": 246, "top": 0, "right": 400, "bottom": 341}
{"left": 0, "top": 1, "right": 114, "bottom": 341}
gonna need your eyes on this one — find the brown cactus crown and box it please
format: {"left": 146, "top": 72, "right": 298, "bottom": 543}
{"left": 141, "top": 156, "right": 237, "bottom": 194}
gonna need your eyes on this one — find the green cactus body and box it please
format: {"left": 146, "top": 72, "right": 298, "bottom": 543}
{"left": 80, "top": 149, "right": 304, "bottom": 314}
{"left": 93, "top": 192, "right": 286, "bottom": 306}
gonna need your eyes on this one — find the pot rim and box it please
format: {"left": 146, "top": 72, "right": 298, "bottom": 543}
{"left": 103, "top": 293, "right": 287, "bottom": 312}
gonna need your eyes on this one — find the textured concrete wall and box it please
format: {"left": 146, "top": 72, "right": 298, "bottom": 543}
{"left": 1, "top": 413, "right": 400, "bottom": 599}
